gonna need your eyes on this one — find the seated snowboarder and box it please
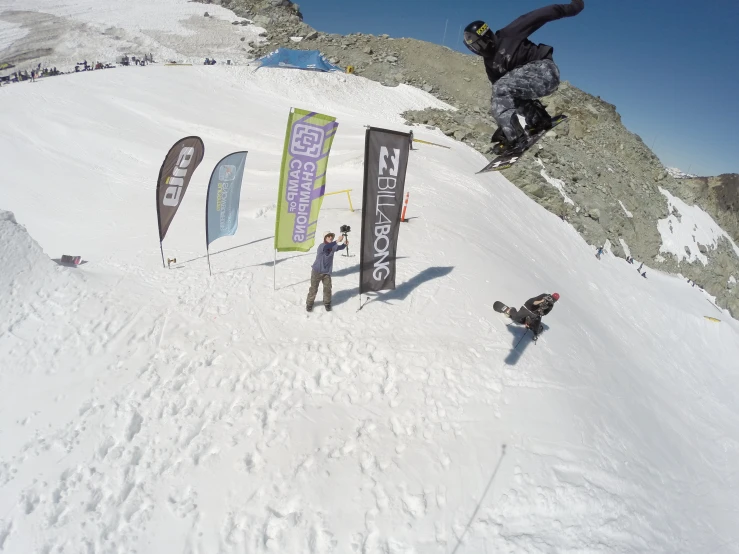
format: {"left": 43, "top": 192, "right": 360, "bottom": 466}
{"left": 463, "top": 0, "right": 585, "bottom": 154}
{"left": 504, "top": 292, "right": 560, "bottom": 334}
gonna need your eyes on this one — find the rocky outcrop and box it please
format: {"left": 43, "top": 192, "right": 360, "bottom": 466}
{"left": 662, "top": 174, "right": 739, "bottom": 243}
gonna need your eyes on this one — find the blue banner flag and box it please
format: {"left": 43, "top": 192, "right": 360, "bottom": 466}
{"left": 205, "top": 151, "right": 247, "bottom": 247}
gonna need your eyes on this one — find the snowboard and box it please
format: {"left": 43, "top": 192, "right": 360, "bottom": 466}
{"left": 477, "top": 114, "right": 568, "bottom": 174}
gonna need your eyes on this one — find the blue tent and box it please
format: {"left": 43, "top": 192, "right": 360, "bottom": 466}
{"left": 255, "top": 49, "right": 342, "bottom": 72}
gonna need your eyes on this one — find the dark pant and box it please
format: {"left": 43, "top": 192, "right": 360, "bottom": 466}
{"left": 491, "top": 58, "right": 561, "bottom": 142}
{"left": 307, "top": 270, "right": 332, "bottom": 307}
{"left": 509, "top": 307, "right": 536, "bottom": 325}
{"left": 510, "top": 307, "right": 544, "bottom": 334}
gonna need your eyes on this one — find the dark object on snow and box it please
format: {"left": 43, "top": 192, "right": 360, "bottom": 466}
{"left": 53, "top": 256, "right": 87, "bottom": 267}
{"left": 61, "top": 255, "right": 82, "bottom": 265}
{"left": 494, "top": 301, "right": 543, "bottom": 344}
{"left": 494, "top": 293, "right": 559, "bottom": 339}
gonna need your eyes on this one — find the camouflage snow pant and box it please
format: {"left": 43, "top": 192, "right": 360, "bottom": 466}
{"left": 491, "top": 58, "right": 560, "bottom": 142}
{"left": 307, "top": 270, "right": 332, "bottom": 307}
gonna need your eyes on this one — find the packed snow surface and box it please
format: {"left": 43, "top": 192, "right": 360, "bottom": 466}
{"left": 1, "top": 66, "right": 739, "bottom": 554}
{"left": 619, "top": 238, "right": 631, "bottom": 257}
{"left": 619, "top": 200, "right": 634, "bottom": 218}
{"left": 0, "top": 0, "right": 263, "bottom": 72}
{"left": 0, "top": 18, "right": 26, "bottom": 51}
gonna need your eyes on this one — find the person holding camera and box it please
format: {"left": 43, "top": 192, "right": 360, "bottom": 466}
{"left": 306, "top": 230, "right": 348, "bottom": 312}
{"left": 504, "top": 292, "right": 559, "bottom": 334}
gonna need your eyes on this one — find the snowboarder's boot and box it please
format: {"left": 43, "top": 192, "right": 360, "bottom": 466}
{"left": 491, "top": 127, "right": 506, "bottom": 144}
{"left": 490, "top": 127, "right": 509, "bottom": 154}
{"left": 306, "top": 304, "right": 313, "bottom": 312}
{"left": 325, "top": 304, "right": 332, "bottom": 312}
{"left": 491, "top": 114, "right": 530, "bottom": 155}
{"left": 522, "top": 100, "right": 553, "bottom": 134}
{"left": 492, "top": 133, "right": 529, "bottom": 155}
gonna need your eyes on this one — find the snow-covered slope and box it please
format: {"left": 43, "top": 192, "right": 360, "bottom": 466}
{"left": 1, "top": 66, "right": 739, "bottom": 554}
{"left": 658, "top": 187, "right": 739, "bottom": 265}
{"left": 0, "top": 0, "right": 262, "bottom": 72}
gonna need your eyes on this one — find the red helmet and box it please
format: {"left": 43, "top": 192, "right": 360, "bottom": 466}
{"left": 552, "top": 292, "right": 560, "bottom": 301}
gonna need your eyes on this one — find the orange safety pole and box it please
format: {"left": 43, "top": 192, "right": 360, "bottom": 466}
{"left": 401, "top": 192, "right": 410, "bottom": 222}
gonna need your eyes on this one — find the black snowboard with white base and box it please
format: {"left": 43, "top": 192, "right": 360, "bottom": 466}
{"left": 477, "top": 114, "right": 568, "bottom": 174}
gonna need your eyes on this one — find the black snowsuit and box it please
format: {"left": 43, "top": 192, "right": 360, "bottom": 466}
{"left": 483, "top": 0, "right": 584, "bottom": 142}
{"left": 509, "top": 294, "right": 556, "bottom": 332}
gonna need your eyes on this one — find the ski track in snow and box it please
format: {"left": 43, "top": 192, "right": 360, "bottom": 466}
{"left": 0, "top": 65, "right": 738, "bottom": 554}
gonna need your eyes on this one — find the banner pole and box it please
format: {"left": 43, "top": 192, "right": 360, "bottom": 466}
{"left": 207, "top": 247, "right": 212, "bottom": 276}
{"left": 160, "top": 242, "right": 166, "bottom": 268}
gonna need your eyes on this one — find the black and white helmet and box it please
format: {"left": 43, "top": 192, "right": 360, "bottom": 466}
{"left": 463, "top": 20, "right": 496, "bottom": 56}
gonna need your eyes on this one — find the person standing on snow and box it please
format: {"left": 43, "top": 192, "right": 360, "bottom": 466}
{"left": 504, "top": 292, "right": 560, "bottom": 334}
{"left": 306, "top": 231, "right": 347, "bottom": 312}
{"left": 463, "top": 0, "right": 585, "bottom": 154}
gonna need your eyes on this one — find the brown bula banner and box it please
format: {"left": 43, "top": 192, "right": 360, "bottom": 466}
{"left": 359, "top": 127, "right": 411, "bottom": 295}
{"left": 156, "top": 136, "right": 205, "bottom": 242}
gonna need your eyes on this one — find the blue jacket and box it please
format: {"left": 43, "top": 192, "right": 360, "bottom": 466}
{"left": 311, "top": 241, "right": 346, "bottom": 274}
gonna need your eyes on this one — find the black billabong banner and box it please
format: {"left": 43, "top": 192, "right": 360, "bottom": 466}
{"left": 359, "top": 127, "right": 411, "bottom": 294}
{"left": 156, "top": 136, "right": 205, "bottom": 241}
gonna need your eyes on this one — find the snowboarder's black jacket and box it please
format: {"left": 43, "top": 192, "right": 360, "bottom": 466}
{"left": 483, "top": 0, "right": 584, "bottom": 85}
{"left": 524, "top": 294, "right": 556, "bottom": 316}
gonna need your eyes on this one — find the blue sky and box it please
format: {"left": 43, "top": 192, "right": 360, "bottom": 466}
{"left": 300, "top": 0, "right": 739, "bottom": 176}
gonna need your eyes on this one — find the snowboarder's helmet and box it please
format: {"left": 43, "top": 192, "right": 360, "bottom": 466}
{"left": 463, "top": 21, "right": 495, "bottom": 56}
{"left": 552, "top": 293, "right": 560, "bottom": 301}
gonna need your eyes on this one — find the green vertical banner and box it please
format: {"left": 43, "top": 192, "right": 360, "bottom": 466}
{"left": 274, "top": 108, "right": 339, "bottom": 252}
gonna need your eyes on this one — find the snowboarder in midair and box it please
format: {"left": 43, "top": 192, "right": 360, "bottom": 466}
{"left": 504, "top": 292, "right": 560, "bottom": 334}
{"left": 463, "top": 0, "right": 585, "bottom": 153}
